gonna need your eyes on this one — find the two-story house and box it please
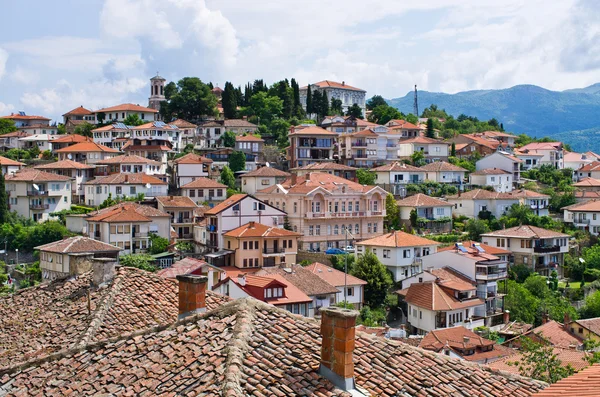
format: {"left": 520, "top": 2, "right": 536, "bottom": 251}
{"left": 5, "top": 170, "right": 72, "bottom": 222}
{"left": 481, "top": 225, "right": 570, "bottom": 277}
{"left": 91, "top": 103, "right": 158, "bottom": 124}
{"left": 62, "top": 106, "right": 95, "bottom": 134}
{"left": 34, "top": 160, "right": 94, "bottom": 204}
{"left": 420, "top": 161, "right": 467, "bottom": 183}
{"left": 287, "top": 126, "right": 337, "bottom": 168}
{"left": 385, "top": 119, "right": 421, "bottom": 139}
{"left": 476, "top": 151, "right": 522, "bottom": 184}
{"left": 516, "top": 142, "right": 564, "bottom": 169}
{"left": 573, "top": 177, "right": 600, "bottom": 202}
{"left": 123, "top": 126, "right": 174, "bottom": 163}
{"left": 563, "top": 200, "right": 600, "bottom": 235}
{"left": 254, "top": 172, "right": 387, "bottom": 252}
{"left": 305, "top": 262, "right": 367, "bottom": 309}
{"left": 371, "top": 162, "right": 424, "bottom": 195}
{"left": 469, "top": 169, "right": 514, "bottom": 192}
{"left": 156, "top": 196, "right": 198, "bottom": 243}
{"left": 51, "top": 134, "right": 94, "bottom": 151}
{"left": 0, "top": 155, "right": 24, "bottom": 175}
{"left": 55, "top": 141, "right": 120, "bottom": 165}
{"left": 91, "top": 123, "right": 131, "bottom": 150}
{"left": 235, "top": 135, "right": 264, "bottom": 162}
{"left": 35, "top": 236, "right": 120, "bottom": 281}
{"left": 447, "top": 189, "right": 550, "bottom": 218}
{"left": 564, "top": 151, "right": 600, "bottom": 172}
{"left": 82, "top": 202, "right": 171, "bottom": 254}
{"left": 338, "top": 129, "right": 381, "bottom": 168}
{"left": 202, "top": 194, "right": 286, "bottom": 254}
{"left": 173, "top": 153, "right": 213, "bottom": 188}
{"left": 355, "top": 231, "right": 439, "bottom": 282}
{"left": 398, "top": 137, "right": 450, "bottom": 163}
{"left": 396, "top": 193, "right": 453, "bottom": 233}
{"left": 18, "top": 133, "right": 57, "bottom": 152}
{"left": 171, "top": 119, "right": 198, "bottom": 147}
{"left": 451, "top": 134, "right": 500, "bottom": 158}
{"left": 220, "top": 221, "right": 300, "bottom": 269}
{"left": 180, "top": 177, "right": 227, "bottom": 207}
{"left": 421, "top": 242, "right": 511, "bottom": 329}
{"left": 0, "top": 131, "right": 29, "bottom": 151}
{"left": 240, "top": 167, "right": 290, "bottom": 195}
{"left": 576, "top": 161, "right": 600, "bottom": 181}
{"left": 95, "top": 154, "right": 166, "bottom": 178}
{"left": 1, "top": 112, "right": 56, "bottom": 135}
{"left": 291, "top": 162, "right": 357, "bottom": 181}
{"left": 84, "top": 173, "right": 168, "bottom": 206}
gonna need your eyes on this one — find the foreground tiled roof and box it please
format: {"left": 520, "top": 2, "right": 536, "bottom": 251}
{"left": 401, "top": 281, "right": 483, "bottom": 311}
{"left": 35, "top": 236, "right": 121, "bottom": 254}
{"left": 420, "top": 161, "right": 467, "bottom": 172}
{"left": 372, "top": 162, "right": 423, "bottom": 172}
{"left": 5, "top": 169, "right": 73, "bottom": 182}
{"left": 224, "top": 222, "right": 301, "bottom": 238}
{"left": 156, "top": 195, "right": 198, "bottom": 208}
{"left": 54, "top": 141, "right": 119, "bottom": 153}
{"left": 256, "top": 264, "right": 339, "bottom": 297}
{"left": 396, "top": 193, "right": 452, "bottom": 207}
{"left": 0, "top": 155, "right": 24, "bottom": 167}
{"left": 305, "top": 262, "right": 367, "bottom": 286}
{"left": 481, "top": 225, "right": 569, "bottom": 239}
{"left": 241, "top": 167, "right": 290, "bottom": 178}
{"left": 34, "top": 159, "right": 94, "bottom": 170}
{"left": 357, "top": 231, "right": 439, "bottom": 248}
{"left": 0, "top": 267, "right": 229, "bottom": 368}
{"left": 86, "top": 202, "right": 170, "bottom": 222}
{"left": 84, "top": 173, "right": 167, "bottom": 185}
{"left": 532, "top": 363, "right": 600, "bottom": 396}
{"left": 181, "top": 177, "right": 227, "bottom": 189}
{"left": 0, "top": 298, "right": 546, "bottom": 396}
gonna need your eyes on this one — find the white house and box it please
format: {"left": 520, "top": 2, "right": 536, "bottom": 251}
{"left": 447, "top": 189, "right": 550, "bottom": 218}
{"left": 92, "top": 124, "right": 131, "bottom": 150}
{"left": 396, "top": 193, "right": 453, "bottom": 233}
{"left": 564, "top": 151, "right": 600, "bottom": 171}
{"left": 173, "top": 153, "right": 213, "bottom": 188}
{"left": 371, "top": 162, "right": 424, "bottom": 195}
{"left": 0, "top": 155, "right": 24, "bottom": 175}
{"left": 156, "top": 195, "right": 198, "bottom": 244}
{"left": 476, "top": 151, "right": 522, "bottom": 183}
{"left": 469, "top": 169, "right": 514, "bottom": 192}
{"left": 18, "top": 134, "right": 56, "bottom": 152}
{"left": 84, "top": 173, "right": 168, "bottom": 207}
{"left": 563, "top": 200, "right": 600, "bottom": 235}
{"left": 420, "top": 161, "right": 467, "bottom": 183}
{"left": 5, "top": 170, "right": 72, "bottom": 222}
{"left": 398, "top": 137, "right": 450, "bottom": 163}
{"left": 305, "top": 262, "right": 367, "bottom": 309}
{"left": 516, "top": 142, "right": 564, "bottom": 169}
{"left": 181, "top": 177, "right": 227, "bottom": 207}
{"left": 240, "top": 167, "right": 291, "bottom": 195}
{"left": 95, "top": 154, "right": 166, "bottom": 177}
{"left": 34, "top": 160, "right": 94, "bottom": 204}
{"left": 91, "top": 103, "right": 158, "bottom": 124}
{"left": 355, "top": 231, "right": 439, "bottom": 282}
{"left": 576, "top": 161, "right": 600, "bottom": 181}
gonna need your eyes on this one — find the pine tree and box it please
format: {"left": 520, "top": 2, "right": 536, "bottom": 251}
{"left": 0, "top": 173, "right": 8, "bottom": 224}
{"left": 426, "top": 118, "right": 435, "bottom": 139}
{"left": 244, "top": 83, "right": 253, "bottom": 106}
{"left": 451, "top": 142, "right": 456, "bottom": 157}
{"left": 306, "top": 85, "right": 313, "bottom": 115}
{"left": 291, "top": 78, "right": 300, "bottom": 108}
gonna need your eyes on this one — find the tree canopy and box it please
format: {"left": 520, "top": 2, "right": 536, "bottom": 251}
{"left": 219, "top": 166, "right": 236, "bottom": 189}
{"left": 351, "top": 250, "right": 393, "bottom": 308}
{"left": 229, "top": 151, "right": 246, "bottom": 172}
{"left": 221, "top": 130, "right": 236, "bottom": 148}
{"left": 356, "top": 169, "right": 376, "bottom": 185}
{"left": 159, "top": 77, "right": 218, "bottom": 122}
{"left": 345, "top": 103, "right": 364, "bottom": 119}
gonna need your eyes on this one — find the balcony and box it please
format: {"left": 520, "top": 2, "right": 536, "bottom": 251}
{"left": 475, "top": 271, "right": 508, "bottom": 281}
{"left": 132, "top": 231, "right": 149, "bottom": 238}
{"left": 263, "top": 258, "right": 277, "bottom": 267}
{"left": 263, "top": 247, "right": 286, "bottom": 255}
{"left": 386, "top": 143, "right": 397, "bottom": 148}
{"left": 177, "top": 233, "right": 194, "bottom": 239}
{"left": 533, "top": 245, "right": 560, "bottom": 253}
{"left": 207, "top": 224, "right": 218, "bottom": 232}
{"left": 27, "top": 190, "right": 48, "bottom": 196}
{"left": 369, "top": 211, "right": 383, "bottom": 216}
{"left": 173, "top": 218, "right": 192, "bottom": 224}
{"left": 476, "top": 291, "right": 498, "bottom": 299}
{"left": 306, "top": 211, "right": 366, "bottom": 219}
{"left": 30, "top": 203, "right": 49, "bottom": 210}
{"left": 574, "top": 219, "right": 590, "bottom": 226}
{"left": 352, "top": 141, "right": 367, "bottom": 147}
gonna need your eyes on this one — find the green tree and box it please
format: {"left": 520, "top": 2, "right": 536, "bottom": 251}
{"left": 426, "top": 118, "right": 435, "bottom": 138}
{"left": 222, "top": 81, "right": 238, "bottom": 119}
{"left": 96, "top": 112, "right": 106, "bottom": 125}
{"left": 164, "top": 81, "right": 177, "bottom": 100}
{"left": 0, "top": 119, "right": 17, "bottom": 135}
{"left": 510, "top": 264, "right": 532, "bottom": 283}
{"left": 366, "top": 95, "right": 387, "bottom": 110}
{"left": 159, "top": 77, "right": 218, "bottom": 122}
{"left": 352, "top": 250, "right": 393, "bottom": 308}
{"left": 306, "top": 85, "right": 313, "bottom": 114}
{"left": 57, "top": 124, "right": 66, "bottom": 135}
{"left": 229, "top": 151, "right": 246, "bottom": 172}
{"left": 451, "top": 142, "right": 456, "bottom": 157}
{"left": 149, "top": 233, "right": 169, "bottom": 255}
{"left": 119, "top": 254, "right": 157, "bottom": 272}
{"left": 421, "top": 104, "right": 449, "bottom": 119}
{"left": 330, "top": 98, "right": 343, "bottom": 115}
{"left": 367, "top": 104, "right": 404, "bottom": 125}
{"left": 221, "top": 130, "right": 236, "bottom": 148}
{"left": 219, "top": 165, "right": 236, "bottom": 189}
{"left": 243, "top": 92, "right": 283, "bottom": 124}
{"left": 74, "top": 122, "right": 95, "bottom": 137}
{"left": 580, "top": 290, "right": 600, "bottom": 319}
{"left": 409, "top": 209, "right": 418, "bottom": 228}
{"left": 0, "top": 173, "right": 8, "bottom": 224}
{"left": 356, "top": 169, "right": 376, "bottom": 185}
{"left": 504, "top": 280, "right": 540, "bottom": 324}
{"left": 465, "top": 219, "right": 490, "bottom": 241}
{"left": 346, "top": 103, "right": 364, "bottom": 119}
{"left": 122, "top": 114, "right": 144, "bottom": 126}
{"left": 385, "top": 193, "right": 399, "bottom": 230}
{"left": 406, "top": 114, "right": 419, "bottom": 124}
{"left": 411, "top": 151, "right": 426, "bottom": 167}
{"left": 507, "top": 338, "right": 575, "bottom": 383}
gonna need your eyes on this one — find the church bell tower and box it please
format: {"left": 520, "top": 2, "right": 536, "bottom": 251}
{"left": 149, "top": 73, "right": 166, "bottom": 120}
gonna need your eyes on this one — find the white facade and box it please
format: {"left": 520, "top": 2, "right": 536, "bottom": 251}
{"left": 407, "top": 303, "right": 485, "bottom": 334}
{"left": 299, "top": 83, "right": 366, "bottom": 115}
{"left": 176, "top": 163, "right": 211, "bottom": 188}
{"left": 398, "top": 142, "right": 450, "bottom": 162}
{"left": 84, "top": 183, "right": 168, "bottom": 206}
{"left": 18, "top": 134, "right": 56, "bottom": 152}
{"left": 355, "top": 243, "right": 438, "bottom": 282}
{"left": 476, "top": 152, "right": 521, "bottom": 182}
{"left": 422, "top": 170, "right": 466, "bottom": 183}
{"left": 86, "top": 219, "right": 170, "bottom": 255}
{"left": 241, "top": 175, "right": 284, "bottom": 195}
{"left": 469, "top": 173, "right": 514, "bottom": 192}
{"left": 6, "top": 179, "right": 72, "bottom": 222}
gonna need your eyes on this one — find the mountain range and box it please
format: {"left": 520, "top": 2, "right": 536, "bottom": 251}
{"left": 387, "top": 84, "right": 600, "bottom": 152}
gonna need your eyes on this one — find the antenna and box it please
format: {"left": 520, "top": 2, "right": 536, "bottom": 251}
{"left": 413, "top": 85, "right": 419, "bottom": 117}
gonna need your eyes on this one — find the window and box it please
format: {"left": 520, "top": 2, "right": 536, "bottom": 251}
{"left": 288, "top": 239, "right": 292, "bottom": 248}
{"left": 255, "top": 241, "right": 259, "bottom": 249}
{"left": 367, "top": 223, "right": 372, "bottom": 233}
{"left": 334, "top": 225, "right": 339, "bottom": 235}
{"left": 355, "top": 201, "right": 360, "bottom": 211}
{"left": 436, "top": 208, "right": 444, "bottom": 216}
{"left": 309, "top": 226, "right": 314, "bottom": 236}
{"left": 261, "top": 179, "right": 270, "bottom": 185}
{"left": 243, "top": 241, "right": 248, "bottom": 250}
{"left": 497, "top": 239, "right": 505, "bottom": 247}
{"left": 243, "top": 259, "right": 248, "bottom": 268}
{"left": 294, "top": 202, "right": 297, "bottom": 213}
{"left": 521, "top": 240, "right": 532, "bottom": 249}
{"left": 383, "top": 249, "right": 390, "bottom": 258}
{"left": 373, "top": 223, "right": 378, "bottom": 233}
{"left": 347, "top": 287, "right": 354, "bottom": 296}
{"left": 130, "top": 186, "right": 136, "bottom": 195}
{"left": 419, "top": 311, "right": 422, "bottom": 319}
{"left": 315, "top": 225, "right": 320, "bottom": 236}
{"left": 355, "top": 224, "right": 359, "bottom": 234}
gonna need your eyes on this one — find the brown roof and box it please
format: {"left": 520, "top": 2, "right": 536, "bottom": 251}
{"left": 54, "top": 141, "right": 119, "bottom": 153}
{"left": 0, "top": 131, "right": 29, "bottom": 138}
{"left": 0, "top": 267, "right": 229, "bottom": 368}
{"left": 402, "top": 281, "right": 483, "bottom": 311}
{"left": 155, "top": 195, "right": 198, "bottom": 208}
{"left": 575, "top": 191, "right": 600, "bottom": 200}
{"left": 420, "top": 161, "right": 468, "bottom": 172}
{"left": 305, "top": 262, "right": 367, "bottom": 286}
{"left": 289, "top": 125, "right": 337, "bottom": 136}
{"left": 400, "top": 136, "right": 446, "bottom": 145}
{"left": 241, "top": 167, "right": 290, "bottom": 178}
{"left": 0, "top": 297, "right": 546, "bottom": 396}
{"left": 428, "top": 267, "right": 477, "bottom": 291}
{"left": 0, "top": 114, "right": 50, "bottom": 121}
{"left": 520, "top": 142, "right": 563, "bottom": 151}
{"left": 0, "top": 155, "right": 24, "bottom": 167}
{"left": 96, "top": 154, "right": 162, "bottom": 166}
{"left": 204, "top": 193, "right": 248, "bottom": 215}
{"left": 488, "top": 347, "right": 588, "bottom": 376}
{"left": 437, "top": 240, "right": 512, "bottom": 256}
{"left": 84, "top": 173, "right": 167, "bottom": 185}
{"left": 170, "top": 118, "right": 197, "bottom": 128}
{"left": 528, "top": 320, "right": 583, "bottom": 348}
{"left": 33, "top": 159, "right": 94, "bottom": 170}
{"left": 224, "top": 222, "right": 300, "bottom": 238}
{"left": 62, "top": 106, "right": 93, "bottom": 116}
{"left": 292, "top": 162, "right": 358, "bottom": 171}
{"left": 573, "top": 318, "right": 600, "bottom": 337}
{"left": 498, "top": 321, "right": 534, "bottom": 337}
{"left": 574, "top": 177, "right": 600, "bottom": 187}
{"left": 387, "top": 119, "right": 421, "bottom": 129}
{"left": 86, "top": 202, "right": 170, "bottom": 222}
{"left": 357, "top": 231, "right": 439, "bottom": 248}
{"left": 223, "top": 119, "right": 258, "bottom": 128}
{"left": 173, "top": 152, "right": 213, "bottom": 165}
{"left": 94, "top": 103, "right": 158, "bottom": 113}
{"left": 396, "top": 193, "right": 452, "bottom": 207}
{"left": 181, "top": 177, "right": 227, "bottom": 189}
{"left": 156, "top": 257, "right": 221, "bottom": 279}
{"left": 5, "top": 169, "right": 73, "bottom": 182}
{"left": 471, "top": 168, "right": 511, "bottom": 175}
{"left": 235, "top": 134, "right": 263, "bottom": 142}
{"left": 50, "top": 134, "right": 93, "bottom": 143}
{"left": 256, "top": 264, "right": 339, "bottom": 297}
{"left": 302, "top": 80, "right": 365, "bottom": 92}
{"left": 372, "top": 162, "right": 423, "bottom": 172}
{"left": 447, "top": 188, "right": 549, "bottom": 200}
{"left": 532, "top": 363, "right": 600, "bottom": 396}
{"left": 35, "top": 236, "right": 121, "bottom": 254}
{"left": 578, "top": 161, "right": 600, "bottom": 172}
{"left": 563, "top": 199, "right": 600, "bottom": 212}
{"left": 261, "top": 172, "right": 379, "bottom": 195}
{"left": 481, "top": 225, "right": 569, "bottom": 239}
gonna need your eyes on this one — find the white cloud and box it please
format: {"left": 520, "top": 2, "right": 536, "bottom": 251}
{"left": 10, "top": 66, "right": 40, "bottom": 85}
{"left": 0, "top": 102, "right": 14, "bottom": 114}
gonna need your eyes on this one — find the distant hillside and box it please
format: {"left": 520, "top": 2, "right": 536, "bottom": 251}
{"left": 387, "top": 84, "right": 600, "bottom": 152}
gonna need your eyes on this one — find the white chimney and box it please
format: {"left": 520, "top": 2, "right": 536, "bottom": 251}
{"left": 238, "top": 274, "right": 246, "bottom": 286}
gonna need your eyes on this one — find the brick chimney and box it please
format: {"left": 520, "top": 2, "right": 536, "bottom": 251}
{"left": 176, "top": 274, "right": 208, "bottom": 320}
{"left": 91, "top": 257, "right": 118, "bottom": 286}
{"left": 291, "top": 173, "right": 297, "bottom": 186}
{"left": 564, "top": 312, "right": 571, "bottom": 330}
{"left": 542, "top": 313, "right": 549, "bottom": 325}
{"left": 319, "top": 306, "right": 359, "bottom": 391}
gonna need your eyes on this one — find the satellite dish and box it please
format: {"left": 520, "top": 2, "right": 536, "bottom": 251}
{"left": 33, "top": 184, "right": 40, "bottom": 191}
{"left": 145, "top": 183, "right": 152, "bottom": 189}
{"left": 67, "top": 153, "right": 73, "bottom": 160}
{"left": 265, "top": 162, "right": 270, "bottom": 167}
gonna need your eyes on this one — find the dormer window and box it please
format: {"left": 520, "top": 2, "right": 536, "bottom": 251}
{"left": 264, "top": 287, "right": 283, "bottom": 299}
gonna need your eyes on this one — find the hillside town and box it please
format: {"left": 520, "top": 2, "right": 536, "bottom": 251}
{"left": 2, "top": 74, "right": 600, "bottom": 396}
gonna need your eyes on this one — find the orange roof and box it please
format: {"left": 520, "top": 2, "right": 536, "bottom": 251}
{"left": 470, "top": 168, "right": 511, "bottom": 176}
{"left": 291, "top": 162, "right": 357, "bottom": 172}
{"left": 348, "top": 128, "right": 378, "bottom": 138}
{"left": 437, "top": 240, "right": 511, "bottom": 256}
{"left": 51, "top": 134, "right": 93, "bottom": 144}
{"left": 170, "top": 119, "right": 197, "bottom": 128}
{"left": 574, "top": 177, "right": 600, "bottom": 187}
{"left": 84, "top": 173, "right": 167, "bottom": 185}
{"left": 357, "top": 231, "right": 439, "bottom": 248}
{"left": 96, "top": 154, "right": 162, "bottom": 166}
{"left": 578, "top": 161, "right": 600, "bottom": 172}
{"left": 62, "top": 106, "right": 93, "bottom": 116}
{"left": 447, "top": 188, "right": 549, "bottom": 200}
{"left": 0, "top": 155, "right": 25, "bottom": 167}
{"left": 181, "top": 177, "right": 227, "bottom": 189}
{"left": 289, "top": 126, "right": 337, "bottom": 136}
{"left": 396, "top": 193, "right": 452, "bottom": 208}
{"left": 5, "top": 169, "right": 72, "bottom": 182}
{"left": 131, "top": 122, "right": 177, "bottom": 130}
{"left": 86, "top": 202, "right": 169, "bottom": 222}
{"left": 387, "top": 119, "right": 420, "bottom": 129}
{"left": 528, "top": 320, "right": 583, "bottom": 348}
{"left": 241, "top": 167, "right": 290, "bottom": 178}
{"left": 402, "top": 282, "right": 483, "bottom": 311}
{"left": 481, "top": 225, "right": 569, "bottom": 239}
{"left": 488, "top": 347, "right": 589, "bottom": 376}
{"left": 461, "top": 134, "right": 501, "bottom": 150}
{"left": 173, "top": 153, "right": 213, "bottom": 165}
{"left": 301, "top": 80, "right": 365, "bottom": 92}
{"left": 420, "top": 161, "right": 467, "bottom": 172}
{"left": 235, "top": 135, "right": 264, "bottom": 142}
{"left": 94, "top": 103, "right": 158, "bottom": 113}
{"left": 563, "top": 199, "right": 600, "bottom": 212}
{"left": 419, "top": 326, "right": 506, "bottom": 358}
{"left": 428, "top": 267, "right": 477, "bottom": 291}
{"left": 520, "top": 142, "right": 563, "bottom": 151}
{"left": 305, "top": 262, "right": 367, "bottom": 286}
{"left": 0, "top": 114, "right": 50, "bottom": 121}
{"left": 34, "top": 160, "right": 93, "bottom": 170}
{"left": 261, "top": 172, "right": 378, "bottom": 195}
{"left": 532, "top": 363, "right": 600, "bottom": 396}
{"left": 0, "top": 131, "right": 29, "bottom": 138}
{"left": 55, "top": 142, "right": 119, "bottom": 153}
{"left": 204, "top": 194, "right": 248, "bottom": 215}
{"left": 224, "top": 222, "right": 301, "bottom": 238}
{"left": 372, "top": 162, "right": 423, "bottom": 172}
{"left": 155, "top": 195, "right": 197, "bottom": 208}
{"left": 400, "top": 137, "right": 445, "bottom": 145}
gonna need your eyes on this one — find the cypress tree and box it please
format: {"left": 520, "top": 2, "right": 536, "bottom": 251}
{"left": 291, "top": 78, "right": 300, "bottom": 109}
{"left": 306, "top": 85, "right": 313, "bottom": 115}
{"left": 451, "top": 142, "right": 456, "bottom": 157}
{"left": 0, "top": 173, "right": 8, "bottom": 224}
{"left": 426, "top": 118, "right": 435, "bottom": 139}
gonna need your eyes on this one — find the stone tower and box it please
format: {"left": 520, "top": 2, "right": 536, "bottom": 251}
{"left": 149, "top": 73, "right": 166, "bottom": 120}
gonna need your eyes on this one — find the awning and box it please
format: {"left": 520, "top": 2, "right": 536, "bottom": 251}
{"left": 204, "top": 250, "right": 234, "bottom": 258}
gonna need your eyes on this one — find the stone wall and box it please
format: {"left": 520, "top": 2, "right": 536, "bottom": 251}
{"left": 296, "top": 251, "right": 333, "bottom": 267}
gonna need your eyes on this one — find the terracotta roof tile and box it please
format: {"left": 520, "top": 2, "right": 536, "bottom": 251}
{"left": 305, "top": 262, "right": 367, "bottom": 286}
{"left": 34, "top": 159, "right": 93, "bottom": 170}
{"left": 401, "top": 136, "right": 446, "bottom": 144}
{"left": 532, "top": 363, "right": 600, "bottom": 396}
{"left": 155, "top": 195, "right": 197, "bottom": 208}
{"left": 471, "top": 168, "right": 512, "bottom": 175}
{"left": 156, "top": 257, "right": 223, "bottom": 279}
{"left": 34, "top": 236, "right": 121, "bottom": 254}
{"left": 401, "top": 281, "right": 483, "bottom": 311}
{"left": 292, "top": 162, "right": 358, "bottom": 171}
{"left": 289, "top": 125, "right": 338, "bottom": 136}
{"left": 528, "top": 320, "right": 583, "bottom": 348}
{"left": 224, "top": 222, "right": 301, "bottom": 238}
{"left": 447, "top": 188, "right": 549, "bottom": 200}
{"left": 481, "top": 225, "right": 569, "bottom": 239}
{"left": 578, "top": 161, "right": 600, "bottom": 172}
{"left": 520, "top": 142, "right": 563, "bottom": 151}
{"left": 563, "top": 199, "right": 600, "bottom": 212}
{"left": 94, "top": 103, "right": 158, "bottom": 113}
{"left": 437, "top": 240, "right": 512, "bottom": 256}
{"left": 256, "top": 264, "right": 339, "bottom": 296}
{"left": 574, "top": 318, "right": 600, "bottom": 337}
{"left": 0, "top": 155, "right": 25, "bottom": 167}
{"left": 96, "top": 154, "right": 162, "bottom": 166}
{"left": 180, "top": 177, "right": 227, "bottom": 189}
{"left": 357, "top": 231, "right": 439, "bottom": 248}
{"left": 0, "top": 114, "right": 50, "bottom": 121}
{"left": 86, "top": 202, "right": 169, "bottom": 222}
{"left": 266, "top": 172, "right": 379, "bottom": 195}
{"left": 301, "top": 80, "right": 365, "bottom": 92}
{"left": 84, "top": 173, "right": 167, "bottom": 185}
{"left": 54, "top": 141, "right": 119, "bottom": 153}
{"left": 387, "top": 119, "right": 421, "bottom": 129}
{"left": 396, "top": 193, "right": 452, "bottom": 207}
{"left": 170, "top": 118, "right": 197, "bottom": 128}
{"left": 420, "top": 161, "right": 468, "bottom": 172}
{"left": 574, "top": 177, "right": 600, "bottom": 187}
{"left": 204, "top": 193, "right": 247, "bottom": 215}
{"left": 241, "top": 167, "right": 290, "bottom": 178}
{"left": 5, "top": 169, "right": 73, "bottom": 182}
{"left": 173, "top": 152, "right": 213, "bottom": 164}
{"left": 223, "top": 119, "right": 258, "bottom": 128}
{"left": 62, "top": 106, "right": 93, "bottom": 116}
{"left": 50, "top": 134, "right": 93, "bottom": 143}
{"left": 235, "top": 134, "right": 263, "bottom": 142}
{"left": 488, "top": 347, "right": 588, "bottom": 376}
{"left": 372, "top": 162, "right": 423, "bottom": 172}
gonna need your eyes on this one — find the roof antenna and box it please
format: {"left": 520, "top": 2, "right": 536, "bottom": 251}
{"left": 413, "top": 85, "right": 419, "bottom": 117}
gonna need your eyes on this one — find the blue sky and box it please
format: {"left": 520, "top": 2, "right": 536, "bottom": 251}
{"left": 1, "top": 0, "right": 599, "bottom": 122}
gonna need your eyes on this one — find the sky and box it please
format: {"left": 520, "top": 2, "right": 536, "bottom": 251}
{"left": 1, "top": 0, "right": 600, "bottom": 122}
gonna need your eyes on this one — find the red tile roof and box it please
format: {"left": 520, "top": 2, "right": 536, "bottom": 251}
{"left": 372, "top": 162, "right": 423, "bottom": 172}
{"left": 292, "top": 162, "right": 358, "bottom": 171}
{"left": 84, "top": 173, "right": 167, "bottom": 185}
{"left": 256, "top": 264, "right": 339, "bottom": 296}
{"left": 563, "top": 199, "right": 600, "bottom": 212}
{"left": 62, "top": 106, "right": 93, "bottom": 116}
{"left": 289, "top": 125, "right": 337, "bottom": 136}
{"left": 520, "top": 142, "right": 563, "bottom": 151}
{"left": 305, "top": 262, "right": 367, "bottom": 286}
{"left": 224, "top": 222, "right": 301, "bottom": 238}
{"left": 94, "top": 103, "right": 158, "bottom": 113}
{"left": 0, "top": 114, "right": 50, "bottom": 121}
{"left": 481, "top": 225, "right": 569, "bottom": 239}
{"left": 235, "top": 134, "right": 264, "bottom": 142}
{"left": 262, "top": 172, "right": 379, "bottom": 195}
{"left": 471, "top": 168, "right": 511, "bottom": 175}
{"left": 5, "top": 169, "right": 73, "bottom": 182}
{"left": 488, "top": 347, "right": 589, "bottom": 376}
{"left": 532, "top": 363, "right": 600, "bottom": 396}
{"left": 0, "top": 155, "right": 25, "bottom": 167}
{"left": 170, "top": 118, "right": 197, "bottom": 128}
{"left": 51, "top": 134, "right": 93, "bottom": 143}
{"left": 437, "top": 240, "right": 512, "bottom": 256}
{"left": 34, "top": 159, "right": 93, "bottom": 170}
{"left": 357, "top": 231, "right": 439, "bottom": 248}
{"left": 401, "top": 281, "right": 483, "bottom": 311}
{"left": 86, "top": 202, "right": 169, "bottom": 222}
{"left": 241, "top": 167, "right": 290, "bottom": 178}
{"left": 528, "top": 320, "right": 583, "bottom": 348}
{"left": 574, "top": 177, "right": 600, "bottom": 187}
{"left": 54, "top": 141, "right": 119, "bottom": 153}
{"left": 578, "top": 161, "right": 600, "bottom": 172}
{"left": 204, "top": 193, "right": 248, "bottom": 215}
{"left": 96, "top": 154, "right": 163, "bottom": 166}
{"left": 181, "top": 177, "right": 227, "bottom": 189}
{"left": 387, "top": 119, "right": 420, "bottom": 129}
{"left": 155, "top": 195, "right": 197, "bottom": 208}
{"left": 301, "top": 80, "right": 365, "bottom": 92}
{"left": 400, "top": 136, "right": 446, "bottom": 145}
{"left": 447, "top": 188, "right": 549, "bottom": 200}
{"left": 35, "top": 236, "right": 121, "bottom": 254}
{"left": 573, "top": 318, "right": 600, "bottom": 338}
{"left": 0, "top": 131, "right": 29, "bottom": 138}
{"left": 396, "top": 193, "right": 452, "bottom": 207}
{"left": 223, "top": 119, "right": 258, "bottom": 128}
{"left": 420, "top": 161, "right": 468, "bottom": 172}
{"left": 173, "top": 152, "right": 213, "bottom": 164}
{"left": 156, "top": 257, "right": 217, "bottom": 279}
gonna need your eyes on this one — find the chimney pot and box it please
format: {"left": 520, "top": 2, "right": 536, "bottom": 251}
{"left": 319, "top": 306, "right": 359, "bottom": 391}
{"left": 91, "top": 257, "right": 118, "bottom": 286}
{"left": 463, "top": 336, "right": 470, "bottom": 344}
{"left": 176, "top": 274, "right": 208, "bottom": 320}
{"left": 503, "top": 310, "right": 510, "bottom": 324}
{"left": 291, "top": 173, "right": 297, "bottom": 186}
{"left": 238, "top": 273, "right": 246, "bottom": 286}
{"left": 249, "top": 221, "right": 255, "bottom": 228}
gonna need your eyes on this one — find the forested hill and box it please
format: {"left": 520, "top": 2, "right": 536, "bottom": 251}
{"left": 387, "top": 84, "right": 600, "bottom": 152}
